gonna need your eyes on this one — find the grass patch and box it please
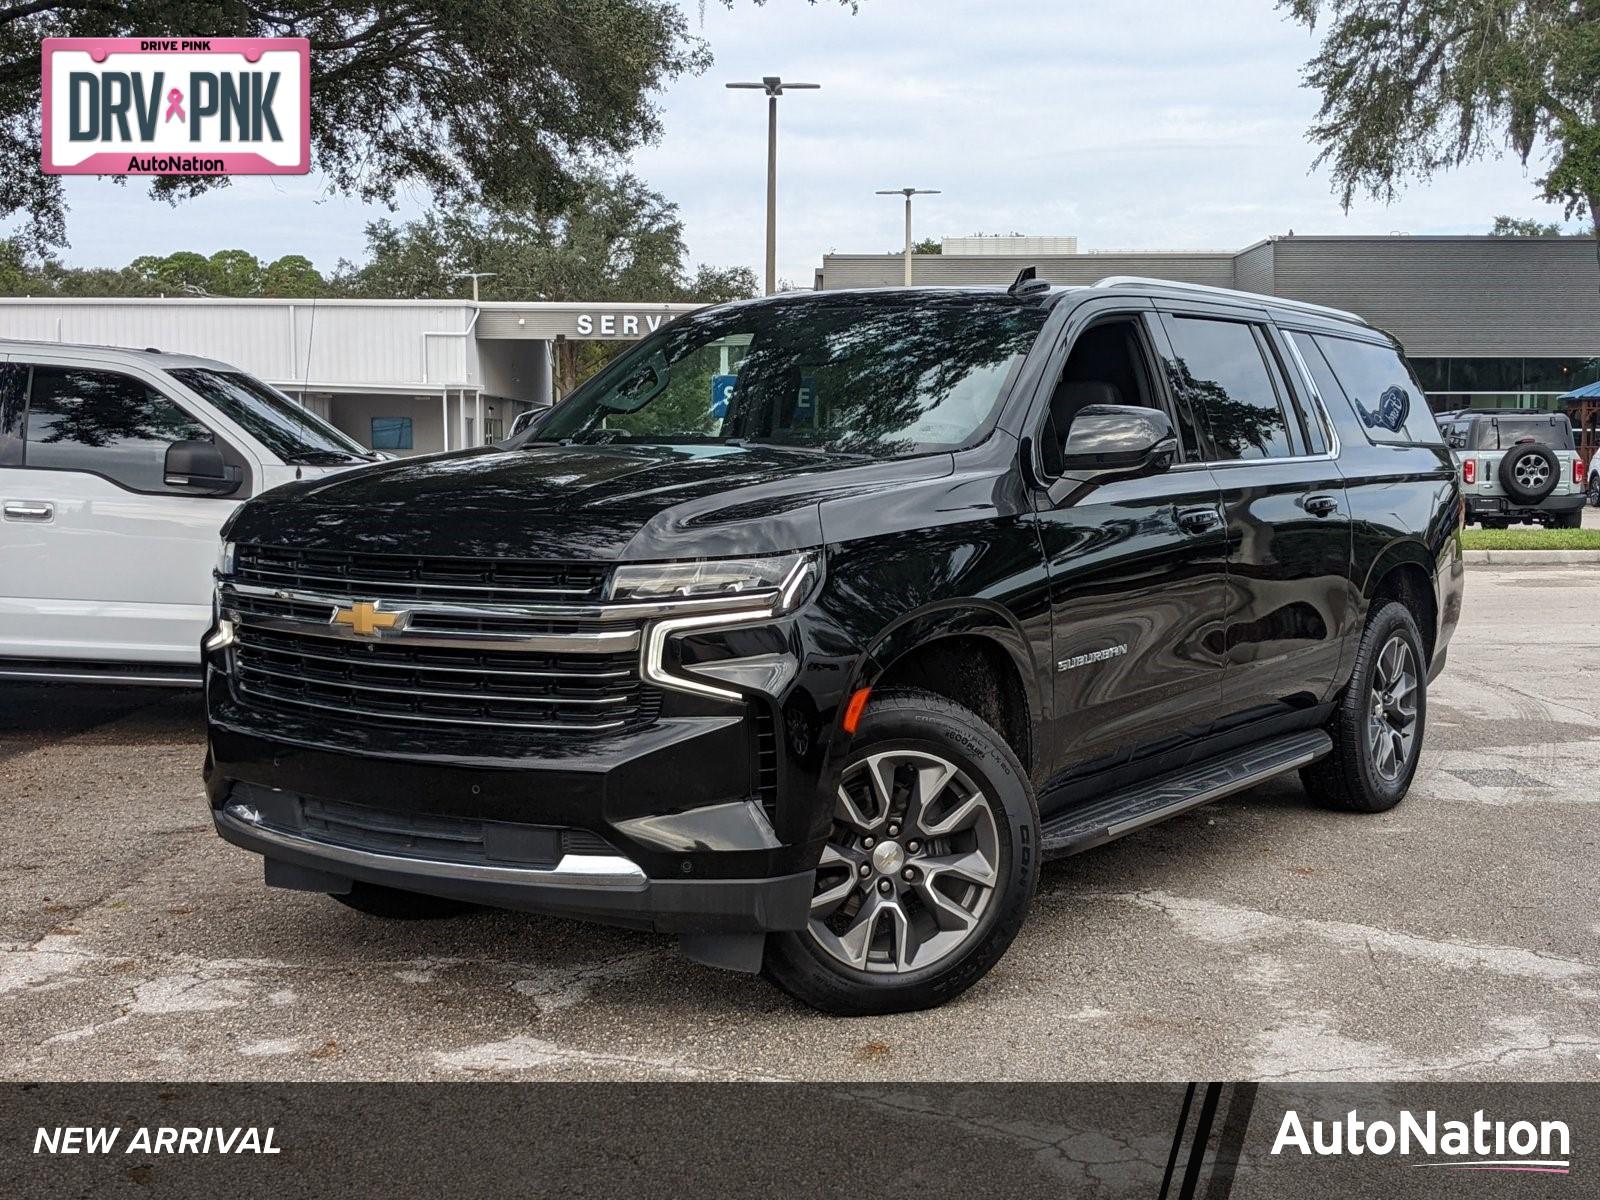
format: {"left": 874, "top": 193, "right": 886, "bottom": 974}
{"left": 1461, "top": 526, "right": 1600, "bottom": 550}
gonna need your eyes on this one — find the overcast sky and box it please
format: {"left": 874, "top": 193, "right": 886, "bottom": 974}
{"left": 32, "top": 0, "right": 1586, "bottom": 282}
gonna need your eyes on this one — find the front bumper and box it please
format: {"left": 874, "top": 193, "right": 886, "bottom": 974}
{"left": 206, "top": 687, "right": 824, "bottom": 937}
{"left": 1465, "top": 492, "right": 1584, "bottom": 521}
{"left": 213, "top": 798, "right": 813, "bottom": 935}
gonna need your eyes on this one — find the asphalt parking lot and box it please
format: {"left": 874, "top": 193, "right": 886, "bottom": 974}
{"left": 2, "top": 562, "right": 1597, "bottom": 1083}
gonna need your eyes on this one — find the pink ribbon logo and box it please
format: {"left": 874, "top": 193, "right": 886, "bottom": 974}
{"left": 164, "top": 87, "right": 185, "bottom": 123}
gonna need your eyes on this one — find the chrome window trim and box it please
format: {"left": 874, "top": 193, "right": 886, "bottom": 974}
{"left": 219, "top": 804, "right": 649, "bottom": 891}
{"left": 1280, "top": 328, "right": 1344, "bottom": 460}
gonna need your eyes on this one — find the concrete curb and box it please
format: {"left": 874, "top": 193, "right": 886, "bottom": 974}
{"left": 1463, "top": 549, "right": 1600, "bottom": 565}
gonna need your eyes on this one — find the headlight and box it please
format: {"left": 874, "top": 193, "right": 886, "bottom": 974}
{"left": 609, "top": 551, "right": 818, "bottom": 613}
{"left": 216, "top": 540, "right": 236, "bottom": 578}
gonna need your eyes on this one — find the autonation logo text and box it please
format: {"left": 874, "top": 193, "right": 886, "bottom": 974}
{"left": 1272, "top": 1108, "right": 1571, "bottom": 1175}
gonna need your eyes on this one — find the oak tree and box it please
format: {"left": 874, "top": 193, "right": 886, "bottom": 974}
{"left": 1283, "top": 0, "right": 1600, "bottom": 281}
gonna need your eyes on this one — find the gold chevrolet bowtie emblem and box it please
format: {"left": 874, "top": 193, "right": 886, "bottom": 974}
{"left": 331, "top": 601, "right": 406, "bottom": 637}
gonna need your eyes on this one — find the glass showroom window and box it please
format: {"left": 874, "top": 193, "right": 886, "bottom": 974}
{"left": 371, "top": 417, "right": 413, "bottom": 450}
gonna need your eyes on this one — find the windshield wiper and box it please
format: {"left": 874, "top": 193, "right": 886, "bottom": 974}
{"left": 724, "top": 438, "right": 871, "bottom": 459}
{"left": 283, "top": 449, "right": 374, "bottom": 465}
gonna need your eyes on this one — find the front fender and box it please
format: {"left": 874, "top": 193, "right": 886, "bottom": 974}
{"left": 812, "top": 599, "right": 1045, "bottom": 794}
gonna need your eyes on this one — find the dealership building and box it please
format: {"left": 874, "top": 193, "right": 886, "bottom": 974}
{"left": 1, "top": 233, "right": 1596, "bottom": 455}
{"left": 0, "top": 297, "right": 699, "bottom": 456}
{"left": 818, "top": 234, "right": 1600, "bottom": 428}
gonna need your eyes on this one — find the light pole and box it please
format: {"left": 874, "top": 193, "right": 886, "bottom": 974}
{"left": 727, "top": 76, "right": 820, "bottom": 295}
{"left": 876, "top": 188, "right": 941, "bottom": 286}
{"left": 453, "top": 271, "right": 497, "bottom": 302}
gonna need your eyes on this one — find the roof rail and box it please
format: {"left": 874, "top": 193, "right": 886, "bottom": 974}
{"left": 1090, "top": 276, "right": 1364, "bottom": 324}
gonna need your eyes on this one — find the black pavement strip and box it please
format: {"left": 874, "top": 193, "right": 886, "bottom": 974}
{"left": 3, "top": 1082, "right": 1596, "bottom": 1198}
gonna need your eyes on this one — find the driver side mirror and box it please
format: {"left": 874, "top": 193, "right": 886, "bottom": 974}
{"left": 165, "top": 439, "right": 241, "bottom": 494}
{"left": 1059, "top": 405, "right": 1178, "bottom": 476}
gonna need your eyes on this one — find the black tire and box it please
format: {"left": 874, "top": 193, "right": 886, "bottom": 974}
{"left": 1587, "top": 473, "right": 1600, "bottom": 508}
{"left": 1301, "top": 601, "right": 1426, "bottom": 813}
{"left": 763, "top": 688, "right": 1038, "bottom": 1016}
{"left": 330, "top": 881, "right": 480, "bottom": 920}
{"left": 1555, "top": 508, "right": 1584, "bottom": 530}
{"left": 1497, "top": 444, "right": 1559, "bottom": 504}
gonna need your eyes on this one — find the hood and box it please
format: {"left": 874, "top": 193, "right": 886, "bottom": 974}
{"left": 223, "top": 441, "right": 953, "bottom": 562}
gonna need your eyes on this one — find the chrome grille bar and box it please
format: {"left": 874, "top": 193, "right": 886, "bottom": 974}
{"left": 235, "top": 682, "right": 634, "bottom": 733}
{"left": 234, "top": 659, "right": 632, "bottom": 706}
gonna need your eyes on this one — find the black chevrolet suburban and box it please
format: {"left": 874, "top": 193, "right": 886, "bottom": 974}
{"left": 204, "top": 274, "right": 1464, "bottom": 1015}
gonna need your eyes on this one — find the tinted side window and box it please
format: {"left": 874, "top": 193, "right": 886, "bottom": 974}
{"left": 1163, "top": 316, "right": 1294, "bottom": 460}
{"left": 1268, "top": 328, "right": 1328, "bottom": 454}
{"left": 1314, "top": 336, "right": 1443, "bottom": 447}
{"left": 23, "top": 366, "right": 211, "bottom": 492}
{"left": 0, "top": 363, "right": 26, "bottom": 467}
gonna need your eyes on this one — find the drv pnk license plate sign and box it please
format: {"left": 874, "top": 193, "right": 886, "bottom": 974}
{"left": 41, "top": 38, "right": 310, "bottom": 176}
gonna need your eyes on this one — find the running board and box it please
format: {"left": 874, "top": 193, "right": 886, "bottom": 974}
{"left": 1039, "top": 729, "right": 1332, "bottom": 859}
{"left": 0, "top": 657, "right": 201, "bottom": 688}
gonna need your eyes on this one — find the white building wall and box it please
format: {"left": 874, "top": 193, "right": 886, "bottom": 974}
{"left": 0, "top": 298, "right": 480, "bottom": 392}
{"left": 942, "top": 235, "right": 1079, "bottom": 256}
{"left": 327, "top": 392, "right": 448, "bottom": 458}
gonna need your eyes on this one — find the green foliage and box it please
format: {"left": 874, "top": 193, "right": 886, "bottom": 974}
{"left": 1461, "top": 526, "right": 1600, "bottom": 550}
{"left": 0, "top": 173, "right": 756, "bottom": 314}
{"left": 0, "top": 0, "right": 856, "bottom": 251}
{"left": 1490, "top": 215, "right": 1568, "bottom": 236}
{"left": 339, "top": 173, "right": 757, "bottom": 306}
{"left": 1283, "top": 1, "right": 1600, "bottom": 260}
{"left": 259, "top": 255, "right": 326, "bottom": 298}
{"left": 911, "top": 238, "right": 943, "bottom": 254}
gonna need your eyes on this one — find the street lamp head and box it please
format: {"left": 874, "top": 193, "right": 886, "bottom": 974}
{"left": 877, "top": 188, "right": 941, "bottom": 197}
{"left": 727, "top": 78, "right": 820, "bottom": 96}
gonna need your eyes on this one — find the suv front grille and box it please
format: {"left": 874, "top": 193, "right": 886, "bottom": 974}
{"left": 231, "top": 624, "right": 659, "bottom": 734}
{"left": 233, "top": 543, "right": 606, "bottom": 605}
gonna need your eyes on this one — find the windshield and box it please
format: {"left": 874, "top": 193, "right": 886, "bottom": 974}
{"left": 524, "top": 292, "right": 1048, "bottom": 457}
{"left": 167, "top": 368, "right": 377, "bottom": 464}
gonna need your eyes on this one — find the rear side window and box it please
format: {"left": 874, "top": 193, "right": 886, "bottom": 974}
{"left": 0, "top": 363, "right": 26, "bottom": 467}
{"left": 23, "top": 365, "right": 212, "bottom": 492}
{"left": 1162, "top": 316, "right": 1295, "bottom": 460}
{"left": 1313, "top": 335, "right": 1443, "bottom": 447}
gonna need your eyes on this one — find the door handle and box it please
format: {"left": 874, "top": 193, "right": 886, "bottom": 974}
{"left": 1302, "top": 493, "right": 1340, "bottom": 518}
{"left": 3, "top": 502, "right": 53, "bottom": 521}
{"left": 1175, "top": 505, "right": 1222, "bottom": 534}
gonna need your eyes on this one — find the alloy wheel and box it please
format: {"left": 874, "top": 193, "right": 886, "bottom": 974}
{"left": 808, "top": 750, "right": 1000, "bottom": 974}
{"left": 1367, "top": 635, "right": 1419, "bottom": 782}
{"left": 1512, "top": 456, "right": 1550, "bottom": 491}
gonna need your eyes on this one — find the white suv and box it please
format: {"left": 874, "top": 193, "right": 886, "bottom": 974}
{"left": 0, "top": 340, "right": 378, "bottom": 685}
{"left": 1438, "top": 410, "right": 1585, "bottom": 529}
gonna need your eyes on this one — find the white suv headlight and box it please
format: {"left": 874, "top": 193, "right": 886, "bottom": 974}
{"left": 609, "top": 551, "right": 818, "bottom": 613}
{"left": 216, "top": 540, "right": 237, "bottom": 578}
